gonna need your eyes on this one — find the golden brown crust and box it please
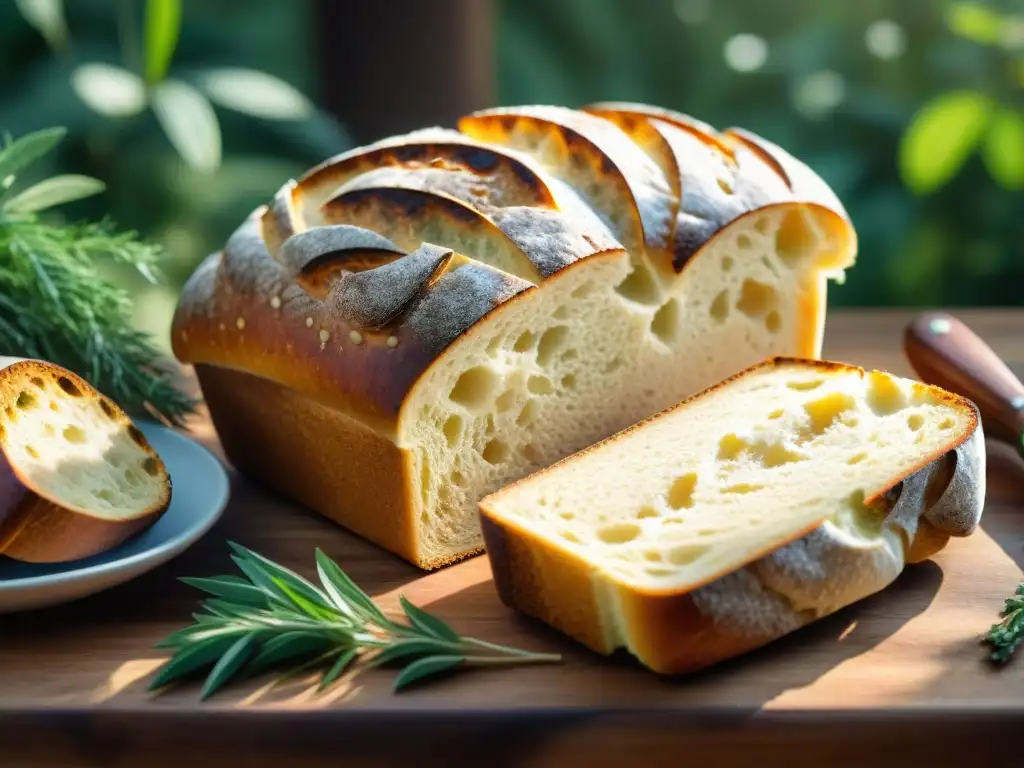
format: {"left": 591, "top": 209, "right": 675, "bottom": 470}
{"left": 0, "top": 359, "right": 170, "bottom": 563}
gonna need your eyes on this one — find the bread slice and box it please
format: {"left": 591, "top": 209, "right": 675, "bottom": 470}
{"left": 172, "top": 102, "right": 857, "bottom": 569}
{"left": 0, "top": 358, "right": 171, "bottom": 563}
{"left": 478, "top": 358, "right": 986, "bottom": 674}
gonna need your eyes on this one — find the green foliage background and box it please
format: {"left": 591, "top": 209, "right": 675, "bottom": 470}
{"left": 1, "top": 0, "right": 1021, "bottom": 353}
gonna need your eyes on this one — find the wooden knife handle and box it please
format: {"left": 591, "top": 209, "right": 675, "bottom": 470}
{"left": 904, "top": 312, "right": 1024, "bottom": 446}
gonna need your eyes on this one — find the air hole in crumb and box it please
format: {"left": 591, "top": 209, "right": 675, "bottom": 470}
{"left": 553, "top": 306, "right": 570, "bottom": 320}
{"left": 668, "top": 472, "right": 698, "bottom": 509}
{"left": 603, "top": 356, "right": 625, "bottom": 373}
{"left": 49, "top": 401, "right": 59, "bottom": 412}
{"left": 43, "top": 423, "right": 55, "bottom": 436}
{"left": 561, "top": 531, "right": 581, "bottom": 544}
{"left": 722, "top": 256, "right": 735, "bottom": 272}
{"left": 449, "top": 366, "right": 499, "bottom": 408}
{"left": 142, "top": 457, "right": 160, "bottom": 476}
{"left": 29, "top": 377, "right": 44, "bottom": 388}
{"left": 646, "top": 567, "right": 676, "bottom": 578}
{"left": 768, "top": 409, "right": 785, "bottom": 419}
{"left": 561, "top": 349, "right": 579, "bottom": 362}
{"left": 124, "top": 468, "right": 140, "bottom": 486}
{"left": 517, "top": 401, "right": 538, "bottom": 426}
{"left": 482, "top": 439, "right": 510, "bottom": 465}
{"left": 442, "top": 414, "right": 463, "bottom": 447}
{"left": 736, "top": 279, "right": 777, "bottom": 318}
{"left": 787, "top": 379, "right": 823, "bottom": 391}
{"left": 939, "top": 417, "right": 955, "bottom": 430}
{"left": 25, "top": 445, "right": 39, "bottom": 459}
{"left": 723, "top": 483, "right": 765, "bottom": 494}
{"left": 99, "top": 400, "right": 116, "bottom": 419}
{"left": 717, "top": 434, "right": 748, "bottom": 461}
{"left": 866, "top": 371, "right": 906, "bottom": 416}
{"left": 907, "top": 413, "right": 925, "bottom": 431}
{"left": 571, "top": 282, "right": 595, "bottom": 299}
{"left": 527, "top": 376, "right": 553, "bottom": 395}
{"left": 765, "top": 311, "right": 781, "bottom": 333}
{"left": 709, "top": 290, "right": 730, "bottom": 322}
{"left": 559, "top": 511, "right": 575, "bottom": 520}
{"left": 56, "top": 377, "right": 82, "bottom": 397}
{"left": 775, "top": 209, "right": 818, "bottom": 267}
{"left": 644, "top": 550, "right": 662, "bottom": 561}
{"left": 737, "top": 234, "right": 753, "bottom": 250}
{"left": 754, "top": 216, "right": 772, "bottom": 236}
{"left": 717, "top": 178, "right": 734, "bottom": 195}
{"left": 614, "top": 264, "right": 660, "bottom": 305}
{"left": 803, "top": 393, "right": 857, "bottom": 436}
{"left": 16, "top": 391, "right": 36, "bottom": 409}
{"left": 663, "top": 517, "right": 684, "bottom": 525}
{"left": 668, "top": 544, "right": 709, "bottom": 565}
{"left": 650, "top": 299, "right": 680, "bottom": 344}
{"left": 513, "top": 331, "right": 536, "bottom": 352}
{"left": 561, "top": 374, "right": 577, "bottom": 390}
{"left": 495, "top": 390, "right": 517, "bottom": 412}
{"left": 522, "top": 443, "right": 543, "bottom": 464}
{"left": 597, "top": 522, "right": 641, "bottom": 545}
{"left": 848, "top": 452, "right": 868, "bottom": 465}
{"left": 537, "top": 326, "right": 570, "bottom": 366}
{"left": 451, "top": 470, "right": 466, "bottom": 487}
{"left": 636, "top": 506, "right": 659, "bottom": 519}
{"left": 62, "top": 425, "right": 87, "bottom": 444}
{"left": 96, "top": 489, "right": 115, "bottom": 503}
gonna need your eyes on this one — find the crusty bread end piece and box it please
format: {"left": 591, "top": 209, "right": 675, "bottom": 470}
{"left": 478, "top": 358, "right": 986, "bottom": 674}
{"left": 0, "top": 358, "right": 171, "bottom": 563}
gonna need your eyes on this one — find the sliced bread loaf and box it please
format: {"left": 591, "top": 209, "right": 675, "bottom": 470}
{"left": 0, "top": 358, "right": 171, "bottom": 563}
{"left": 172, "top": 102, "right": 857, "bottom": 569}
{"left": 478, "top": 358, "right": 986, "bottom": 674}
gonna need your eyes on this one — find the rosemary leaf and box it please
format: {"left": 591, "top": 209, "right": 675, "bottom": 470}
{"left": 150, "top": 546, "right": 561, "bottom": 698}
{"left": 392, "top": 655, "right": 465, "bottom": 692}
{"left": 319, "top": 648, "right": 359, "bottom": 691}
{"left": 200, "top": 634, "right": 259, "bottom": 700}
{"left": 399, "top": 594, "right": 460, "bottom": 643}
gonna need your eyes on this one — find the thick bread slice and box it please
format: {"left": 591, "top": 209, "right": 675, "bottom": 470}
{"left": 0, "top": 358, "right": 171, "bottom": 563}
{"left": 478, "top": 359, "right": 985, "bottom": 674}
{"left": 172, "top": 103, "right": 857, "bottom": 569}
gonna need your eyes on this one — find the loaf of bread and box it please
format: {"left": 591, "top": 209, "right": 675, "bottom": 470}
{"left": 0, "top": 357, "right": 171, "bottom": 563}
{"left": 478, "top": 358, "right": 985, "bottom": 674}
{"left": 171, "top": 102, "right": 857, "bottom": 569}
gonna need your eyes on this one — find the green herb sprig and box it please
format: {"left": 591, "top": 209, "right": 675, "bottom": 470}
{"left": 150, "top": 543, "right": 561, "bottom": 699}
{"left": 983, "top": 582, "right": 1024, "bottom": 664}
{"left": 0, "top": 126, "right": 195, "bottom": 426}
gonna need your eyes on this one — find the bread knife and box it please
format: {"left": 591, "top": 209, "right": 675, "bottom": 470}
{"left": 904, "top": 311, "right": 1024, "bottom": 460}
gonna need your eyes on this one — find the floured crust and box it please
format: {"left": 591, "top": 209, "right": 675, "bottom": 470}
{"left": 0, "top": 358, "right": 171, "bottom": 563}
{"left": 478, "top": 358, "right": 986, "bottom": 674}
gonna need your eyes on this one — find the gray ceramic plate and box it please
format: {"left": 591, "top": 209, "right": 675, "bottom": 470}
{"left": 0, "top": 422, "right": 229, "bottom": 614}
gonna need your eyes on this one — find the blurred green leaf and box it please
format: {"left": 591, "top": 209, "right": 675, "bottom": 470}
{"left": 144, "top": 0, "right": 182, "bottom": 85}
{"left": 4, "top": 174, "right": 106, "bottom": 213}
{"left": 198, "top": 68, "right": 313, "bottom": 120}
{"left": 151, "top": 79, "right": 221, "bottom": 172}
{"left": 982, "top": 108, "right": 1024, "bottom": 190}
{"left": 13, "top": 0, "right": 67, "bottom": 51}
{"left": 946, "top": 3, "right": 1006, "bottom": 46}
{"left": 899, "top": 91, "right": 992, "bottom": 194}
{"left": 0, "top": 127, "right": 66, "bottom": 183}
{"left": 71, "top": 64, "right": 147, "bottom": 117}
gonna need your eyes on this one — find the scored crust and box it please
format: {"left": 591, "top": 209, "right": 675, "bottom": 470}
{"left": 478, "top": 358, "right": 986, "bottom": 674}
{"left": 171, "top": 103, "right": 858, "bottom": 569}
{"left": 0, "top": 358, "right": 172, "bottom": 563}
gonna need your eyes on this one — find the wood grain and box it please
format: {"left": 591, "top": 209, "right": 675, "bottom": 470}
{"left": 2, "top": 309, "right": 1024, "bottom": 767}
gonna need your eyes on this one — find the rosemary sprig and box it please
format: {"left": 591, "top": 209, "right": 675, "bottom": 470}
{"left": 150, "top": 542, "right": 561, "bottom": 699}
{"left": 983, "top": 582, "right": 1024, "bottom": 664}
{"left": 0, "top": 126, "right": 195, "bottom": 426}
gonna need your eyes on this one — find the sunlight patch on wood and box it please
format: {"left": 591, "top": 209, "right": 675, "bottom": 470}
{"left": 89, "top": 658, "right": 165, "bottom": 703}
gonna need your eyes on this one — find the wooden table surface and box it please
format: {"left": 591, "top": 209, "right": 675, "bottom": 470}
{"left": 3, "top": 309, "right": 1024, "bottom": 767}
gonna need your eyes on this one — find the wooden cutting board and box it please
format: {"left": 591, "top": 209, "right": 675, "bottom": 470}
{"left": 3, "top": 309, "right": 1023, "bottom": 768}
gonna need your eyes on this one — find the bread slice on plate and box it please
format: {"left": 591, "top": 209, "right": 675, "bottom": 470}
{"left": 172, "top": 102, "right": 858, "bottom": 569}
{"left": 0, "top": 358, "right": 172, "bottom": 563}
{"left": 478, "top": 358, "right": 986, "bottom": 674}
